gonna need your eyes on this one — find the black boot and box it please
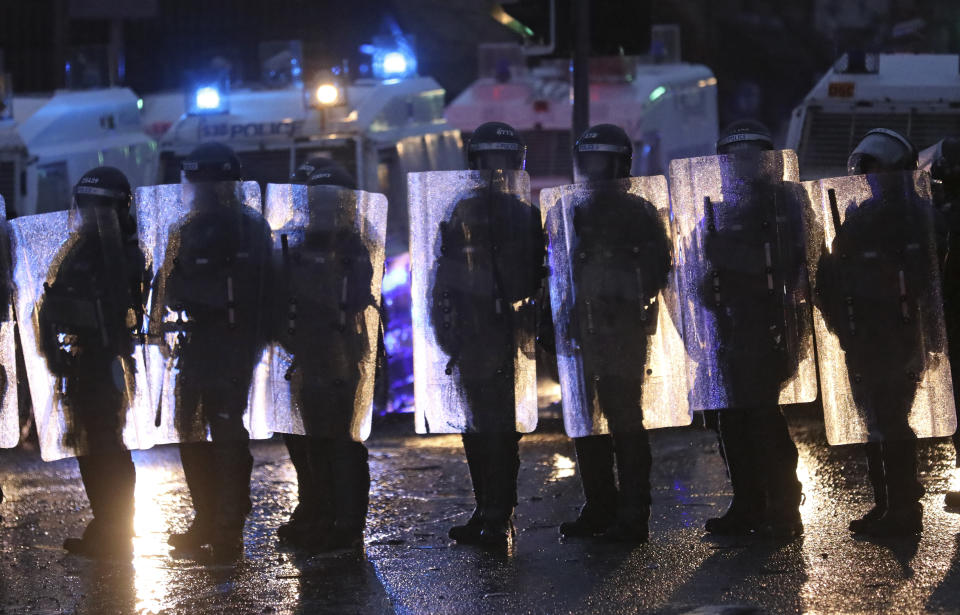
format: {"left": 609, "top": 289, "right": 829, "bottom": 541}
{"left": 311, "top": 440, "right": 369, "bottom": 552}
{"left": 478, "top": 433, "right": 521, "bottom": 548}
{"left": 755, "top": 409, "right": 804, "bottom": 539}
{"left": 560, "top": 435, "right": 618, "bottom": 538}
{"left": 208, "top": 438, "right": 254, "bottom": 561}
{"left": 64, "top": 451, "right": 136, "bottom": 559}
{"left": 861, "top": 440, "right": 923, "bottom": 537}
{"left": 170, "top": 442, "right": 218, "bottom": 550}
{"left": 449, "top": 433, "right": 487, "bottom": 544}
{"left": 600, "top": 430, "right": 651, "bottom": 544}
{"left": 280, "top": 434, "right": 320, "bottom": 542}
{"left": 707, "top": 410, "right": 764, "bottom": 535}
{"left": 849, "top": 442, "right": 887, "bottom": 533}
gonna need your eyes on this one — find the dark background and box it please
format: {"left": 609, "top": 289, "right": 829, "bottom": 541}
{"left": 2, "top": 0, "right": 960, "bottom": 133}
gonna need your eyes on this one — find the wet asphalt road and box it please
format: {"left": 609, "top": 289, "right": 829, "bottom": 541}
{"left": 1, "top": 409, "right": 960, "bottom": 614}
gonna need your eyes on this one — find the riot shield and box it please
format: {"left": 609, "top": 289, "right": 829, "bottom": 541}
{"left": 804, "top": 170, "right": 956, "bottom": 445}
{"left": 12, "top": 204, "right": 149, "bottom": 461}
{"left": 669, "top": 149, "right": 817, "bottom": 410}
{"left": 540, "top": 177, "right": 690, "bottom": 437}
{"left": 136, "top": 181, "right": 273, "bottom": 444}
{"left": 409, "top": 170, "right": 542, "bottom": 434}
{"left": 263, "top": 183, "right": 387, "bottom": 441}
{"left": 0, "top": 199, "right": 18, "bottom": 449}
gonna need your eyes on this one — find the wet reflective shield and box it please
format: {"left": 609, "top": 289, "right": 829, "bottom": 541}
{"left": 669, "top": 149, "right": 817, "bottom": 410}
{"left": 0, "top": 199, "right": 18, "bottom": 449}
{"left": 12, "top": 205, "right": 148, "bottom": 460}
{"left": 137, "top": 181, "right": 273, "bottom": 444}
{"left": 804, "top": 170, "right": 956, "bottom": 445}
{"left": 541, "top": 177, "right": 690, "bottom": 437}
{"left": 263, "top": 183, "right": 387, "bottom": 441}
{"left": 409, "top": 170, "right": 543, "bottom": 433}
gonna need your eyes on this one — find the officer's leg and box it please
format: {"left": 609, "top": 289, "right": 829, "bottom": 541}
{"left": 587, "top": 376, "right": 649, "bottom": 543}
{"left": 479, "top": 430, "right": 521, "bottom": 547}
{"left": 206, "top": 399, "right": 254, "bottom": 556}
{"left": 860, "top": 438, "right": 923, "bottom": 536}
{"left": 848, "top": 442, "right": 886, "bottom": 532}
{"left": 755, "top": 406, "right": 803, "bottom": 538}
{"left": 278, "top": 433, "right": 318, "bottom": 542}
{"left": 560, "top": 435, "right": 618, "bottom": 537}
{"left": 324, "top": 439, "right": 370, "bottom": 550}
{"left": 67, "top": 450, "right": 136, "bottom": 557}
{"left": 169, "top": 441, "right": 218, "bottom": 549}
{"left": 64, "top": 368, "right": 137, "bottom": 557}
{"left": 449, "top": 432, "right": 486, "bottom": 543}
{"left": 707, "top": 408, "right": 765, "bottom": 534}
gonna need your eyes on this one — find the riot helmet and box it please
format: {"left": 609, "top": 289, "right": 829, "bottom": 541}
{"left": 847, "top": 128, "right": 918, "bottom": 176}
{"left": 573, "top": 124, "right": 633, "bottom": 183}
{"left": 290, "top": 156, "right": 356, "bottom": 188}
{"left": 306, "top": 161, "right": 357, "bottom": 190}
{"left": 181, "top": 142, "right": 242, "bottom": 183}
{"left": 467, "top": 121, "right": 526, "bottom": 171}
{"left": 717, "top": 120, "right": 779, "bottom": 185}
{"left": 930, "top": 137, "right": 960, "bottom": 193}
{"left": 180, "top": 142, "right": 243, "bottom": 210}
{"left": 73, "top": 166, "right": 134, "bottom": 235}
{"left": 716, "top": 120, "right": 774, "bottom": 155}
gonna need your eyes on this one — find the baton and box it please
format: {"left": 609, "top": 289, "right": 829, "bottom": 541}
{"left": 827, "top": 188, "right": 842, "bottom": 233}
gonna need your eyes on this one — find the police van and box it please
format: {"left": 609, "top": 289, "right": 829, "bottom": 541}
{"left": 0, "top": 60, "right": 157, "bottom": 219}
{"left": 445, "top": 26, "right": 719, "bottom": 193}
{"left": 786, "top": 52, "right": 960, "bottom": 180}
{"left": 155, "top": 40, "right": 463, "bottom": 252}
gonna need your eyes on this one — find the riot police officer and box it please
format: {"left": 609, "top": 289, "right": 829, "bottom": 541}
{"left": 816, "top": 128, "right": 930, "bottom": 535}
{"left": 928, "top": 137, "right": 960, "bottom": 509}
{"left": 156, "top": 143, "right": 273, "bottom": 559}
{"left": 699, "top": 121, "right": 806, "bottom": 538}
{"left": 275, "top": 159, "right": 373, "bottom": 551}
{"left": 37, "top": 167, "right": 146, "bottom": 558}
{"left": 557, "top": 124, "right": 672, "bottom": 543}
{"left": 431, "top": 122, "right": 545, "bottom": 547}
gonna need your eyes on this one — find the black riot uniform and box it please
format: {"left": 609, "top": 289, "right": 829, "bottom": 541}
{"left": 815, "top": 128, "right": 929, "bottom": 536}
{"left": 556, "top": 124, "right": 670, "bottom": 543}
{"left": 158, "top": 143, "right": 273, "bottom": 559}
{"left": 931, "top": 138, "right": 960, "bottom": 509}
{"left": 699, "top": 121, "right": 805, "bottom": 538}
{"left": 276, "top": 159, "right": 373, "bottom": 551}
{"left": 36, "top": 167, "right": 146, "bottom": 558}
{"left": 433, "top": 122, "right": 545, "bottom": 547}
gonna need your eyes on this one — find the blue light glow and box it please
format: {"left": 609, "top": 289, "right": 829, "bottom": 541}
{"left": 360, "top": 23, "right": 417, "bottom": 81}
{"left": 382, "top": 52, "right": 408, "bottom": 76}
{"left": 195, "top": 86, "right": 221, "bottom": 110}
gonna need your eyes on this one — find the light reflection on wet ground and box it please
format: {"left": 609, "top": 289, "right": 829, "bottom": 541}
{"left": 0, "top": 411, "right": 959, "bottom": 613}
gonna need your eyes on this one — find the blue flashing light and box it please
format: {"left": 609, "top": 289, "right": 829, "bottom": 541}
{"left": 361, "top": 24, "right": 417, "bottom": 81}
{"left": 649, "top": 85, "right": 667, "bottom": 102}
{"left": 195, "top": 86, "right": 221, "bottom": 110}
{"left": 382, "top": 51, "right": 408, "bottom": 76}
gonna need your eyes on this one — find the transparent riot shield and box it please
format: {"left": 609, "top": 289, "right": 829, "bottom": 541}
{"left": 409, "top": 170, "right": 542, "bottom": 434}
{"left": 12, "top": 205, "right": 149, "bottom": 461}
{"left": 669, "top": 149, "right": 817, "bottom": 411}
{"left": 136, "top": 181, "right": 273, "bottom": 445}
{"left": 263, "top": 183, "right": 387, "bottom": 441}
{"left": 541, "top": 177, "right": 690, "bottom": 437}
{"left": 804, "top": 170, "right": 956, "bottom": 445}
{"left": 0, "top": 199, "right": 18, "bottom": 448}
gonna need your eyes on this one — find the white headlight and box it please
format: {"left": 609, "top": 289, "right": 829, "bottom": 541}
{"left": 315, "top": 83, "right": 341, "bottom": 106}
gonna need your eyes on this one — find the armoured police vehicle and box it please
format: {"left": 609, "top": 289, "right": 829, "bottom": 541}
{"left": 445, "top": 25, "right": 718, "bottom": 192}
{"left": 786, "top": 52, "right": 960, "bottom": 180}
